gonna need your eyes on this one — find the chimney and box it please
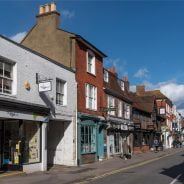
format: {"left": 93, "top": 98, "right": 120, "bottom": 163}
{"left": 108, "top": 66, "right": 117, "bottom": 76}
{"left": 136, "top": 85, "right": 145, "bottom": 96}
{"left": 122, "top": 76, "right": 129, "bottom": 91}
{"left": 36, "top": 2, "right": 60, "bottom": 28}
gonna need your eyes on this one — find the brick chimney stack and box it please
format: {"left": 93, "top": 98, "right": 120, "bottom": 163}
{"left": 136, "top": 85, "right": 145, "bottom": 96}
{"left": 36, "top": 2, "right": 60, "bottom": 28}
{"left": 108, "top": 66, "right": 117, "bottom": 76}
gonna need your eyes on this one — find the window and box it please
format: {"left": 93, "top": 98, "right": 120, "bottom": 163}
{"left": 56, "top": 79, "right": 66, "bottom": 105}
{"left": 107, "top": 95, "right": 115, "bottom": 115}
{"left": 114, "top": 132, "right": 121, "bottom": 153}
{"left": 104, "top": 70, "right": 109, "bottom": 82}
{"left": 87, "top": 50, "right": 95, "bottom": 75}
{"left": 23, "top": 121, "right": 41, "bottom": 164}
{"left": 120, "top": 80, "right": 125, "bottom": 91}
{"left": 124, "top": 103, "right": 130, "bottom": 119}
{"left": 160, "top": 108, "right": 165, "bottom": 115}
{"left": 81, "top": 125, "right": 96, "bottom": 154}
{"left": 86, "top": 84, "right": 97, "bottom": 110}
{"left": 0, "top": 61, "right": 13, "bottom": 94}
{"left": 118, "top": 100, "right": 122, "bottom": 117}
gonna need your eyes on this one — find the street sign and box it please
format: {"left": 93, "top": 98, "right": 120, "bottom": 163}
{"left": 38, "top": 81, "right": 52, "bottom": 92}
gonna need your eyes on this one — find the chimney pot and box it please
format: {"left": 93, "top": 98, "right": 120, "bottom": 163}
{"left": 39, "top": 5, "right": 45, "bottom": 14}
{"left": 123, "top": 76, "right": 128, "bottom": 82}
{"left": 45, "top": 4, "right": 51, "bottom": 13}
{"left": 50, "top": 2, "right": 56, "bottom": 12}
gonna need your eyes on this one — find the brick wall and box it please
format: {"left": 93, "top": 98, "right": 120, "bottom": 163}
{"left": 75, "top": 41, "right": 105, "bottom": 116}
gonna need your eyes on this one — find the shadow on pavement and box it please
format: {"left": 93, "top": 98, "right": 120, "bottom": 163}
{"left": 160, "top": 155, "right": 184, "bottom": 183}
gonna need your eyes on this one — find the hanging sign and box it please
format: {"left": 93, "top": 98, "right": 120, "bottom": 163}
{"left": 38, "top": 81, "right": 52, "bottom": 92}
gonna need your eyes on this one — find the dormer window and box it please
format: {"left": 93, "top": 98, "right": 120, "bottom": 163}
{"left": 120, "top": 80, "right": 125, "bottom": 91}
{"left": 103, "top": 70, "right": 109, "bottom": 82}
{"left": 87, "top": 50, "right": 95, "bottom": 75}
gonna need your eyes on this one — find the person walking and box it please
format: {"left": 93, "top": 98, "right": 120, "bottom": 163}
{"left": 154, "top": 138, "right": 159, "bottom": 153}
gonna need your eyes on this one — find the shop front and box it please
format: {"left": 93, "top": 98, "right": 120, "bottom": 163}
{"left": 77, "top": 113, "right": 105, "bottom": 165}
{"left": 0, "top": 120, "right": 41, "bottom": 171}
{"left": 106, "top": 117, "right": 134, "bottom": 158}
{"left": 0, "top": 97, "right": 49, "bottom": 173}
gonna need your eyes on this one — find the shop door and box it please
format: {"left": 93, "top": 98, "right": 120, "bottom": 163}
{"left": 2, "top": 121, "right": 22, "bottom": 171}
{"left": 98, "top": 126, "right": 104, "bottom": 159}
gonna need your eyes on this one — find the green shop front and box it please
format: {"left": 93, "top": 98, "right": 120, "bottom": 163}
{"left": 0, "top": 98, "right": 49, "bottom": 173}
{"left": 77, "top": 113, "right": 106, "bottom": 164}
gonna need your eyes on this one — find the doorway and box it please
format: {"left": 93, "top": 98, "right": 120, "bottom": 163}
{"left": 0, "top": 120, "right": 22, "bottom": 171}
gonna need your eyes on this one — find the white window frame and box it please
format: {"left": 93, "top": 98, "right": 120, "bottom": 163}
{"left": 0, "top": 60, "right": 16, "bottom": 95}
{"left": 86, "top": 50, "right": 96, "bottom": 75}
{"left": 118, "top": 100, "right": 122, "bottom": 117}
{"left": 124, "top": 103, "right": 130, "bottom": 120}
{"left": 86, "top": 83, "right": 97, "bottom": 110}
{"left": 107, "top": 95, "right": 115, "bottom": 116}
{"left": 103, "top": 70, "right": 109, "bottom": 82}
{"left": 56, "top": 78, "right": 67, "bottom": 106}
{"left": 120, "top": 80, "right": 125, "bottom": 91}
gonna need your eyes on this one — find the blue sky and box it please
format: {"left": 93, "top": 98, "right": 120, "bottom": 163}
{"left": 1, "top": 0, "right": 184, "bottom": 113}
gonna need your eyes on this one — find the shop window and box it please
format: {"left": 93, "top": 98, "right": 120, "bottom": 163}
{"left": 86, "top": 84, "right": 97, "bottom": 110}
{"left": 81, "top": 125, "right": 96, "bottom": 154}
{"left": 0, "top": 61, "right": 14, "bottom": 95}
{"left": 23, "top": 121, "right": 41, "bottom": 164}
{"left": 56, "top": 78, "right": 67, "bottom": 106}
{"left": 87, "top": 50, "right": 95, "bottom": 75}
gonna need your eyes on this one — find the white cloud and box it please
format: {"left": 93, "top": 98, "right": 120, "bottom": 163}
{"left": 10, "top": 31, "right": 27, "bottom": 43}
{"left": 61, "top": 10, "right": 75, "bottom": 19}
{"left": 134, "top": 68, "right": 149, "bottom": 79}
{"left": 104, "top": 58, "right": 128, "bottom": 78}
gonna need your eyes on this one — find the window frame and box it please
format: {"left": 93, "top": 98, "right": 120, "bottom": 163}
{"left": 118, "top": 100, "right": 123, "bottom": 117}
{"left": 86, "top": 83, "right": 97, "bottom": 111}
{"left": 0, "top": 60, "right": 14, "bottom": 95}
{"left": 103, "top": 70, "right": 109, "bottom": 82}
{"left": 56, "top": 78, "right": 67, "bottom": 106}
{"left": 124, "top": 103, "right": 130, "bottom": 120}
{"left": 107, "top": 95, "right": 115, "bottom": 116}
{"left": 86, "top": 50, "right": 96, "bottom": 75}
{"left": 81, "top": 125, "right": 96, "bottom": 154}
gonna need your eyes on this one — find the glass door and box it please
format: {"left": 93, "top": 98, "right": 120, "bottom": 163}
{"left": 2, "top": 120, "right": 22, "bottom": 170}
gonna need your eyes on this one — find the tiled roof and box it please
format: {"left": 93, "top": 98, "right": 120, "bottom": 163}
{"left": 129, "top": 92, "right": 155, "bottom": 113}
{"left": 104, "top": 70, "right": 132, "bottom": 103}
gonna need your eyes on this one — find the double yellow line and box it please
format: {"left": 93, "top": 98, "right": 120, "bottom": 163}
{"left": 74, "top": 150, "right": 183, "bottom": 184}
{"left": 0, "top": 171, "right": 24, "bottom": 179}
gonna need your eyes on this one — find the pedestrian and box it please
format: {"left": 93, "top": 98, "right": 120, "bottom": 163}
{"left": 154, "top": 138, "right": 159, "bottom": 153}
{"left": 122, "top": 140, "right": 129, "bottom": 160}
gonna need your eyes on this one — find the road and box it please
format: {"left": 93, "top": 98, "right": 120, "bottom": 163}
{"left": 90, "top": 151, "right": 184, "bottom": 184}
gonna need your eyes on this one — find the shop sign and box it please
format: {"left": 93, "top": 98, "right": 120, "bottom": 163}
{"left": 121, "top": 124, "right": 128, "bottom": 130}
{"left": 38, "top": 81, "right": 52, "bottom": 92}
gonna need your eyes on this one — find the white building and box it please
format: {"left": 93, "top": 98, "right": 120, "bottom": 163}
{"left": 0, "top": 35, "right": 77, "bottom": 173}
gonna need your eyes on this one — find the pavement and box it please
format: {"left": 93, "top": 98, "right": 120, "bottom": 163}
{"left": 0, "top": 147, "right": 183, "bottom": 184}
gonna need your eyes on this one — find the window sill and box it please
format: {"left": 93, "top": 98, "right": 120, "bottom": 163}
{"left": 56, "top": 104, "right": 67, "bottom": 107}
{"left": 87, "top": 71, "right": 96, "bottom": 77}
{"left": 86, "top": 108, "right": 97, "bottom": 112}
{"left": 0, "top": 93, "right": 17, "bottom": 98}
